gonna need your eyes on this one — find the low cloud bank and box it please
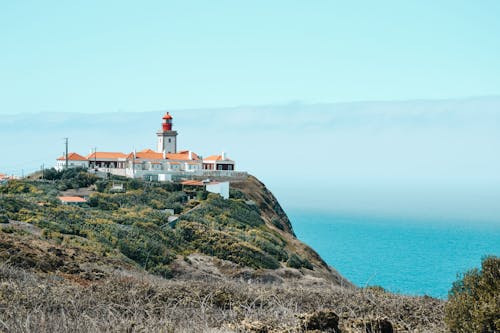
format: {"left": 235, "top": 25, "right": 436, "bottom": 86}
{"left": 2, "top": 97, "right": 499, "bottom": 223}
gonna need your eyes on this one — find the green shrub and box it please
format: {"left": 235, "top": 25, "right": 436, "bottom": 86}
{"left": 0, "top": 181, "right": 33, "bottom": 194}
{"left": 95, "top": 180, "right": 108, "bottom": 192}
{"left": 271, "top": 217, "right": 285, "bottom": 231}
{"left": 287, "top": 253, "right": 313, "bottom": 270}
{"left": 150, "top": 265, "right": 173, "bottom": 279}
{"left": 196, "top": 190, "right": 208, "bottom": 201}
{"left": 445, "top": 256, "right": 500, "bottom": 333}
{"left": 0, "top": 226, "right": 15, "bottom": 233}
{"left": 0, "top": 214, "right": 9, "bottom": 224}
{"left": 229, "top": 188, "right": 245, "bottom": 199}
{"left": 127, "top": 179, "right": 143, "bottom": 190}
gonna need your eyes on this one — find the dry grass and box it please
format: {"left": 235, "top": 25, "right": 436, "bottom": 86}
{"left": 0, "top": 264, "right": 445, "bottom": 333}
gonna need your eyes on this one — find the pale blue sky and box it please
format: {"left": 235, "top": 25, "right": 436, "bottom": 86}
{"left": 1, "top": 2, "right": 500, "bottom": 223}
{"left": 1, "top": 1, "right": 500, "bottom": 114}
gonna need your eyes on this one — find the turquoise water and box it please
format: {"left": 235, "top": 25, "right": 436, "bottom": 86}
{"left": 289, "top": 212, "right": 500, "bottom": 298}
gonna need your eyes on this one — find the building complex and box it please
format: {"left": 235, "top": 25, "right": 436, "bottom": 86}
{"left": 55, "top": 113, "right": 240, "bottom": 181}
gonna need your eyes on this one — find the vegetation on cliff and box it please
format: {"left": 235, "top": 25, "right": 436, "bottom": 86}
{"left": 0, "top": 168, "right": 326, "bottom": 279}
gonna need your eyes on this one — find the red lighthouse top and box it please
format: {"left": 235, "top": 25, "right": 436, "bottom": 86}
{"left": 162, "top": 112, "right": 173, "bottom": 131}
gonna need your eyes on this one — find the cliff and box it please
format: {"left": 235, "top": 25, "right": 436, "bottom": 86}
{"left": 0, "top": 169, "right": 445, "bottom": 332}
{"left": 0, "top": 170, "right": 346, "bottom": 285}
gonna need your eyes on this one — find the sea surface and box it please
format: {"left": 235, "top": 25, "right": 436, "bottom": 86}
{"left": 289, "top": 211, "right": 500, "bottom": 298}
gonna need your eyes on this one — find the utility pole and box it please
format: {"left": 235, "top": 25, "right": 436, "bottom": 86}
{"left": 132, "top": 149, "right": 136, "bottom": 177}
{"left": 64, "top": 138, "right": 69, "bottom": 170}
{"left": 94, "top": 147, "right": 97, "bottom": 169}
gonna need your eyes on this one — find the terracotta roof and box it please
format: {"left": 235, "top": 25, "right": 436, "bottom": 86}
{"left": 134, "top": 151, "right": 164, "bottom": 160}
{"left": 180, "top": 180, "right": 204, "bottom": 186}
{"left": 167, "top": 151, "right": 200, "bottom": 161}
{"left": 57, "top": 152, "right": 88, "bottom": 161}
{"left": 162, "top": 112, "right": 173, "bottom": 120}
{"left": 58, "top": 196, "right": 87, "bottom": 203}
{"left": 203, "top": 154, "right": 234, "bottom": 162}
{"left": 180, "top": 180, "right": 219, "bottom": 186}
{"left": 125, "top": 149, "right": 201, "bottom": 161}
{"left": 0, "top": 173, "right": 7, "bottom": 179}
{"left": 87, "top": 152, "right": 127, "bottom": 160}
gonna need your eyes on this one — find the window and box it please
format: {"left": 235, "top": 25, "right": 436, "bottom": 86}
{"left": 168, "top": 138, "right": 171, "bottom": 143}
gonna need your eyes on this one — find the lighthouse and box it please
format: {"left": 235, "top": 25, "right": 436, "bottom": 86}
{"left": 157, "top": 112, "right": 178, "bottom": 154}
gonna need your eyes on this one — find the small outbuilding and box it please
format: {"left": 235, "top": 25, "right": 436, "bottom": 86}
{"left": 180, "top": 179, "right": 230, "bottom": 199}
{"left": 59, "top": 196, "right": 87, "bottom": 205}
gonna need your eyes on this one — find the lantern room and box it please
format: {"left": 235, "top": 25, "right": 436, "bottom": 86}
{"left": 162, "top": 112, "right": 173, "bottom": 132}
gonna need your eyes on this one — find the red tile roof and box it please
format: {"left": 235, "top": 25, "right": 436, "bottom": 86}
{"left": 58, "top": 196, "right": 87, "bottom": 203}
{"left": 87, "top": 152, "right": 127, "bottom": 159}
{"left": 134, "top": 151, "right": 164, "bottom": 160}
{"left": 57, "top": 152, "right": 88, "bottom": 161}
{"left": 167, "top": 151, "right": 200, "bottom": 161}
{"left": 125, "top": 149, "right": 200, "bottom": 161}
{"left": 203, "top": 154, "right": 234, "bottom": 162}
{"left": 180, "top": 180, "right": 219, "bottom": 186}
{"left": 180, "top": 180, "right": 204, "bottom": 186}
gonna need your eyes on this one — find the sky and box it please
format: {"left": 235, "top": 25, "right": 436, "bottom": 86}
{"left": 1, "top": 1, "right": 500, "bottom": 114}
{"left": 1, "top": 2, "right": 499, "bottom": 224}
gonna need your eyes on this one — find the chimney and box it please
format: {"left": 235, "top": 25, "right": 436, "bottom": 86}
{"left": 221, "top": 151, "right": 226, "bottom": 160}
{"left": 189, "top": 150, "right": 193, "bottom": 160}
{"left": 163, "top": 150, "right": 166, "bottom": 159}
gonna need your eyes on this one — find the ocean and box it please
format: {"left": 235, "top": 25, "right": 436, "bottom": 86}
{"left": 289, "top": 211, "right": 500, "bottom": 299}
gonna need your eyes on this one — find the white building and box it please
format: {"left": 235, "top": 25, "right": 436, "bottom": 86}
{"left": 202, "top": 152, "right": 235, "bottom": 171}
{"left": 206, "top": 181, "right": 230, "bottom": 199}
{"left": 55, "top": 153, "right": 89, "bottom": 171}
{"left": 55, "top": 112, "right": 243, "bottom": 179}
{"left": 181, "top": 180, "right": 230, "bottom": 199}
{"left": 87, "top": 152, "right": 128, "bottom": 169}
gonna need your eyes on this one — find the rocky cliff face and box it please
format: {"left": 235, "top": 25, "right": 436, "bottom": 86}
{"left": 231, "top": 175, "right": 350, "bottom": 286}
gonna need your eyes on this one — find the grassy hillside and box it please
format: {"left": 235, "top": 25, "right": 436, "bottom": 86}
{"left": 0, "top": 169, "right": 455, "bottom": 332}
{"left": 0, "top": 169, "right": 339, "bottom": 281}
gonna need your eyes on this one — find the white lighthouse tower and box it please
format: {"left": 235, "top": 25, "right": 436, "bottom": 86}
{"left": 157, "top": 112, "right": 178, "bottom": 153}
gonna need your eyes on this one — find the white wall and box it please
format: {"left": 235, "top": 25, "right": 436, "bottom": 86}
{"left": 206, "top": 182, "right": 229, "bottom": 199}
